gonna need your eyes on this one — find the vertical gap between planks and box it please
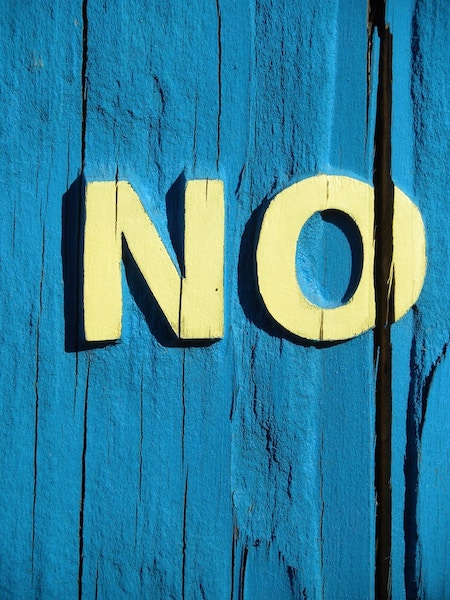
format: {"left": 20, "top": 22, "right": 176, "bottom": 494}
{"left": 230, "top": 520, "right": 236, "bottom": 600}
{"left": 369, "top": 0, "right": 394, "bottom": 598}
{"left": 216, "top": 0, "right": 222, "bottom": 170}
{"left": 76, "top": 0, "right": 89, "bottom": 354}
{"left": 81, "top": 0, "right": 88, "bottom": 175}
{"left": 78, "top": 359, "right": 91, "bottom": 600}
{"left": 77, "top": 1, "right": 89, "bottom": 598}
{"left": 31, "top": 231, "right": 46, "bottom": 576}
{"left": 238, "top": 545, "right": 248, "bottom": 600}
{"left": 182, "top": 472, "right": 188, "bottom": 600}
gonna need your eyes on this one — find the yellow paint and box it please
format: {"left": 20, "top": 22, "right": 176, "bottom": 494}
{"left": 392, "top": 186, "right": 426, "bottom": 321}
{"left": 84, "top": 181, "right": 122, "bottom": 341}
{"left": 84, "top": 174, "right": 425, "bottom": 344}
{"left": 256, "top": 174, "right": 426, "bottom": 341}
{"left": 180, "top": 180, "right": 225, "bottom": 339}
{"left": 83, "top": 180, "right": 224, "bottom": 342}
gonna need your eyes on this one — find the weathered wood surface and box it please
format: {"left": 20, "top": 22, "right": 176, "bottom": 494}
{"left": 1, "top": 1, "right": 449, "bottom": 598}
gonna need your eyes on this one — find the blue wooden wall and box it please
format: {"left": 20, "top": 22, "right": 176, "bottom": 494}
{"left": 1, "top": 0, "right": 449, "bottom": 598}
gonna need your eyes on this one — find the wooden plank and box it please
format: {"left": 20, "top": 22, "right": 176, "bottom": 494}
{"left": 1, "top": 0, "right": 449, "bottom": 598}
{"left": 389, "top": 0, "right": 450, "bottom": 597}
{"left": 0, "top": 2, "right": 84, "bottom": 598}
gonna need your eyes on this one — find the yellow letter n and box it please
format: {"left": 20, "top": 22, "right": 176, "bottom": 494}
{"left": 83, "top": 180, "right": 224, "bottom": 343}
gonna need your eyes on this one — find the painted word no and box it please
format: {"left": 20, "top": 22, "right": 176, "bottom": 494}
{"left": 83, "top": 175, "right": 426, "bottom": 343}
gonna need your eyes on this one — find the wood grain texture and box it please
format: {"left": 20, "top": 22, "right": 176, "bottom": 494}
{"left": 0, "top": 1, "right": 449, "bottom": 598}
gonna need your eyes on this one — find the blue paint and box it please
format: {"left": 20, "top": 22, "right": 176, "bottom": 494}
{"left": 389, "top": 0, "right": 450, "bottom": 597}
{"left": 0, "top": 0, "right": 448, "bottom": 598}
{"left": 296, "top": 209, "right": 363, "bottom": 308}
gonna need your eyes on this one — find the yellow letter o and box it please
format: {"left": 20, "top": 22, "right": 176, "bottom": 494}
{"left": 256, "top": 175, "right": 426, "bottom": 341}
